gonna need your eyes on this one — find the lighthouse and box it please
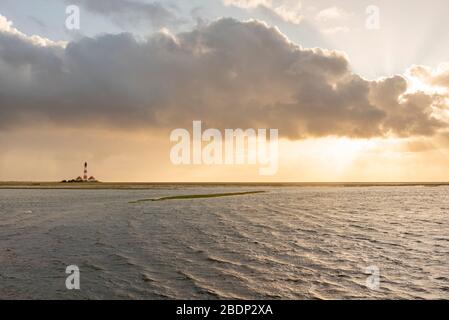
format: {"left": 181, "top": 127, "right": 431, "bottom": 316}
{"left": 83, "top": 162, "right": 88, "bottom": 181}
{"left": 61, "top": 161, "right": 98, "bottom": 183}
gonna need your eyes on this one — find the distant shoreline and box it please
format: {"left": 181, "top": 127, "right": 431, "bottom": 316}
{"left": 1, "top": 181, "right": 449, "bottom": 190}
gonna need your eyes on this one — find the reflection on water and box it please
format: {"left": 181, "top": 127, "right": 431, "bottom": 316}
{"left": 1, "top": 186, "right": 449, "bottom": 299}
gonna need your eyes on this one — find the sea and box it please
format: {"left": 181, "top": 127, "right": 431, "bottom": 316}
{"left": 1, "top": 185, "right": 449, "bottom": 299}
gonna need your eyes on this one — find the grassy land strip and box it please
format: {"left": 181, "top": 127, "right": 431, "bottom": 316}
{"left": 129, "top": 191, "right": 266, "bottom": 203}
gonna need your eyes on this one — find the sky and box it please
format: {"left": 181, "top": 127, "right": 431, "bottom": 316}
{"left": 1, "top": 0, "right": 449, "bottom": 182}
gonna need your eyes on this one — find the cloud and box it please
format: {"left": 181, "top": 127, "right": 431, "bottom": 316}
{"left": 0, "top": 14, "right": 66, "bottom": 47}
{"left": 68, "top": 0, "right": 182, "bottom": 29}
{"left": 370, "top": 76, "right": 445, "bottom": 137}
{"left": 0, "top": 15, "right": 446, "bottom": 139}
{"left": 316, "top": 6, "right": 350, "bottom": 22}
{"left": 223, "top": 0, "right": 270, "bottom": 9}
{"left": 224, "top": 0, "right": 303, "bottom": 24}
{"left": 314, "top": 6, "right": 352, "bottom": 35}
{"left": 409, "top": 64, "right": 449, "bottom": 89}
{"left": 271, "top": 2, "right": 302, "bottom": 24}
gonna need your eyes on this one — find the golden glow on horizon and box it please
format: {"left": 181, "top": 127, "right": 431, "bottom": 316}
{"left": 1, "top": 128, "right": 449, "bottom": 183}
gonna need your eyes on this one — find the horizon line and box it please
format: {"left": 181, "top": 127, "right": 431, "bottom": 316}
{"left": 2, "top": 181, "right": 449, "bottom": 185}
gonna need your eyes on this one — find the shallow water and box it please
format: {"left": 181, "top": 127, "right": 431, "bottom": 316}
{"left": 1, "top": 186, "right": 449, "bottom": 299}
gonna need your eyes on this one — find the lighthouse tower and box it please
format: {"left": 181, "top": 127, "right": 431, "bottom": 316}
{"left": 83, "top": 162, "right": 88, "bottom": 181}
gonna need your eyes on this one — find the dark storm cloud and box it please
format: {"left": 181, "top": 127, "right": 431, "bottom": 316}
{"left": 369, "top": 76, "right": 446, "bottom": 137}
{"left": 0, "top": 17, "right": 446, "bottom": 138}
